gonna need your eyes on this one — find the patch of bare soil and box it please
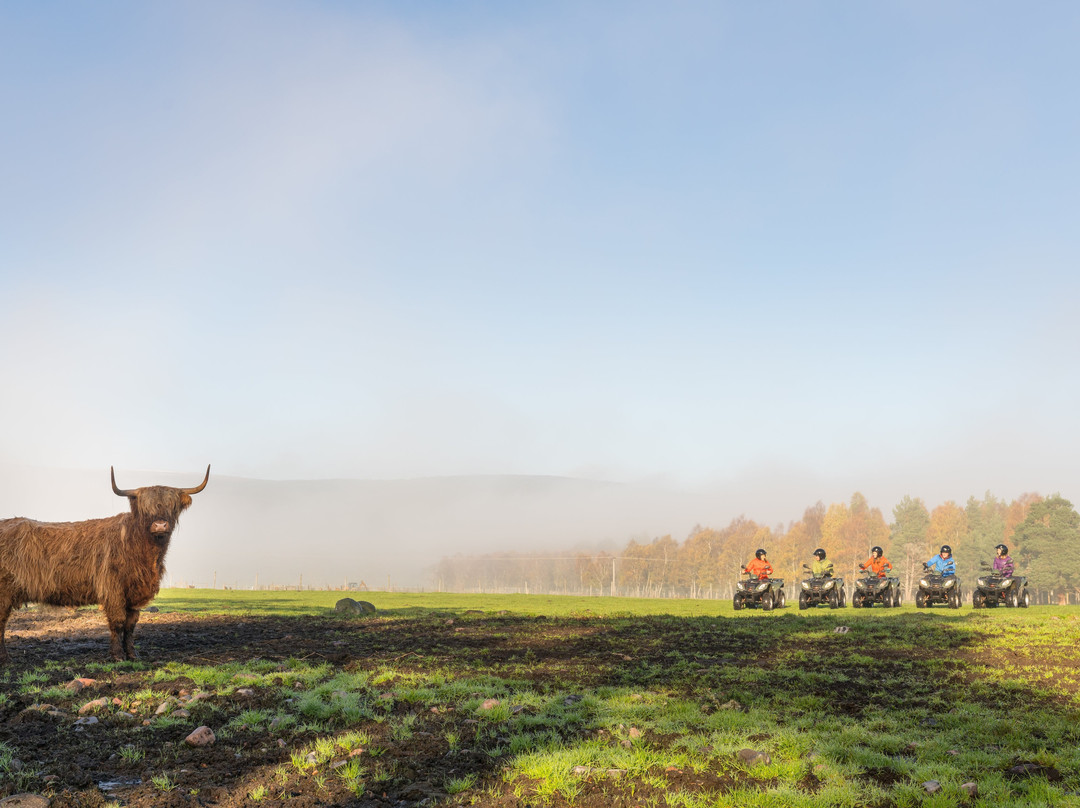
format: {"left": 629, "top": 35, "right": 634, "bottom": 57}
{"left": 1, "top": 608, "right": 757, "bottom": 808}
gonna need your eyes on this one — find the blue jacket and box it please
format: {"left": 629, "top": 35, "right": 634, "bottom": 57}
{"left": 927, "top": 554, "right": 956, "bottom": 576}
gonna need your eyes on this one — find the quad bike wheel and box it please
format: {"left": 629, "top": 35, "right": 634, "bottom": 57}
{"left": 973, "top": 592, "right": 985, "bottom": 608}
{"left": 1021, "top": 590, "right": 1030, "bottom": 608}
{"left": 852, "top": 593, "right": 863, "bottom": 609}
{"left": 893, "top": 590, "right": 902, "bottom": 607}
{"left": 776, "top": 590, "right": 786, "bottom": 608}
{"left": 1007, "top": 590, "right": 1019, "bottom": 608}
{"left": 828, "top": 589, "right": 839, "bottom": 609}
{"left": 840, "top": 589, "right": 847, "bottom": 607}
{"left": 733, "top": 596, "right": 743, "bottom": 611}
{"left": 915, "top": 591, "right": 927, "bottom": 608}
{"left": 762, "top": 592, "right": 774, "bottom": 611}
{"left": 798, "top": 591, "right": 809, "bottom": 610}
{"left": 949, "top": 589, "right": 961, "bottom": 609}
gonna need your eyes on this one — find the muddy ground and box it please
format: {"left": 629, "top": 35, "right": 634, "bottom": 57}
{"left": 0, "top": 606, "right": 1076, "bottom": 807}
{"left": 0, "top": 606, "right": 775, "bottom": 808}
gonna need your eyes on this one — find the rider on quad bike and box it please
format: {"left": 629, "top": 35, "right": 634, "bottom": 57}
{"left": 798, "top": 548, "right": 846, "bottom": 609}
{"left": 992, "top": 543, "right": 1014, "bottom": 577}
{"left": 917, "top": 544, "right": 961, "bottom": 608}
{"left": 734, "top": 549, "right": 785, "bottom": 611}
{"left": 811, "top": 548, "right": 834, "bottom": 578}
{"left": 860, "top": 546, "right": 893, "bottom": 578}
{"left": 743, "top": 548, "right": 773, "bottom": 581}
{"left": 853, "top": 546, "right": 901, "bottom": 607}
{"left": 973, "top": 544, "right": 1029, "bottom": 608}
{"left": 926, "top": 545, "right": 956, "bottom": 577}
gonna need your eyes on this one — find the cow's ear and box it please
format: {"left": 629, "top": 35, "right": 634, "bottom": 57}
{"left": 180, "top": 493, "right": 193, "bottom": 509}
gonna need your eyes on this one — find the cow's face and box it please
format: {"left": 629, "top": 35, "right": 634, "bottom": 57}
{"left": 111, "top": 466, "right": 209, "bottom": 542}
{"left": 126, "top": 487, "right": 194, "bottom": 540}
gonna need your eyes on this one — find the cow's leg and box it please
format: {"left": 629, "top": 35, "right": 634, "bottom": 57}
{"left": 0, "top": 593, "right": 14, "bottom": 664}
{"left": 122, "top": 608, "right": 141, "bottom": 660}
{"left": 0, "top": 579, "right": 21, "bottom": 664}
{"left": 101, "top": 598, "right": 127, "bottom": 661}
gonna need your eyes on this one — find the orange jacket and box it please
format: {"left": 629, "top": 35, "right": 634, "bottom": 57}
{"left": 743, "top": 557, "right": 773, "bottom": 580}
{"left": 860, "top": 556, "right": 892, "bottom": 577}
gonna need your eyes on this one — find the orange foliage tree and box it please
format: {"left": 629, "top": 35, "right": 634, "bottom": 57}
{"left": 820, "top": 494, "right": 889, "bottom": 579}
{"left": 927, "top": 501, "right": 967, "bottom": 558}
{"left": 433, "top": 491, "right": 1064, "bottom": 600}
{"left": 775, "top": 502, "right": 825, "bottom": 581}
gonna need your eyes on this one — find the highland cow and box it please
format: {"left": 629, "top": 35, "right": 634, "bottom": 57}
{"left": 0, "top": 465, "right": 210, "bottom": 662}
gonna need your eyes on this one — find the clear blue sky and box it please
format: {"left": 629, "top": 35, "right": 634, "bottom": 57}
{"left": 3, "top": 2, "right": 1079, "bottom": 511}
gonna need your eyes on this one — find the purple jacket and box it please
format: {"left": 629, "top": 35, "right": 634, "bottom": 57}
{"left": 993, "top": 555, "right": 1014, "bottom": 577}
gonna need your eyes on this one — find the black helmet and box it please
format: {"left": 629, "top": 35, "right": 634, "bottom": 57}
{"left": 995, "top": 544, "right": 1009, "bottom": 556}
{"left": 812, "top": 548, "right": 826, "bottom": 559}
{"left": 755, "top": 548, "right": 767, "bottom": 559}
{"left": 940, "top": 545, "right": 952, "bottom": 555}
{"left": 871, "top": 546, "right": 883, "bottom": 557}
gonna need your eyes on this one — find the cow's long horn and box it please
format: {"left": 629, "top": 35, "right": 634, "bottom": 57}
{"left": 111, "top": 467, "right": 136, "bottom": 498}
{"left": 181, "top": 465, "right": 211, "bottom": 495}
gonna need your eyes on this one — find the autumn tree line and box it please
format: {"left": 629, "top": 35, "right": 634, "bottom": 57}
{"left": 433, "top": 491, "right": 1080, "bottom": 604}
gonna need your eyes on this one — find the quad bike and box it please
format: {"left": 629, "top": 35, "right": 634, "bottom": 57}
{"left": 797, "top": 565, "right": 846, "bottom": 609}
{"left": 851, "top": 574, "right": 902, "bottom": 608}
{"left": 733, "top": 576, "right": 786, "bottom": 611}
{"left": 915, "top": 564, "right": 962, "bottom": 609}
{"left": 972, "top": 562, "right": 1030, "bottom": 608}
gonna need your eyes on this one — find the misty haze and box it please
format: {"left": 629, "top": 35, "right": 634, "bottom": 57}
{"left": 0, "top": 462, "right": 1065, "bottom": 595}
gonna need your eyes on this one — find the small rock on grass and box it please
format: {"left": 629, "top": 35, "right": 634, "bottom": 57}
{"left": 923, "top": 780, "right": 941, "bottom": 794}
{"left": 737, "top": 749, "right": 771, "bottom": 766}
{"left": 961, "top": 782, "right": 978, "bottom": 798}
{"left": 334, "top": 598, "right": 362, "bottom": 614}
{"left": 184, "top": 726, "right": 216, "bottom": 747}
{"left": 155, "top": 698, "right": 178, "bottom": 715}
{"left": 336, "top": 598, "right": 377, "bottom": 614}
{"left": 79, "top": 698, "right": 109, "bottom": 715}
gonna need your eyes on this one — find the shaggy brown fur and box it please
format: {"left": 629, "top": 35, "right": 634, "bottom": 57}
{"left": 0, "top": 466, "right": 209, "bottom": 662}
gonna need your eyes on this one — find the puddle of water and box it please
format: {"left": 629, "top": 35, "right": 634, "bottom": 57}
{"left": 98, "top": 777, "right": 142, "bottom": 791}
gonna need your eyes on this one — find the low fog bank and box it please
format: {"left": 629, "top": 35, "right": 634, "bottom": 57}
{"left": 0, "top": 466, "right": 723, "bottom": 589}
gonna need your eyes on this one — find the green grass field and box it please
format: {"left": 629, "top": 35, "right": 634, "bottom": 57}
{"left": 153, "top": 588, "right": 750, "bottom": 617}
{"left": 147, "top": 589, "right": 1080, "bottom": 805}
{"left": 4, "top": 590, "right": 1078, "bottom": 806}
